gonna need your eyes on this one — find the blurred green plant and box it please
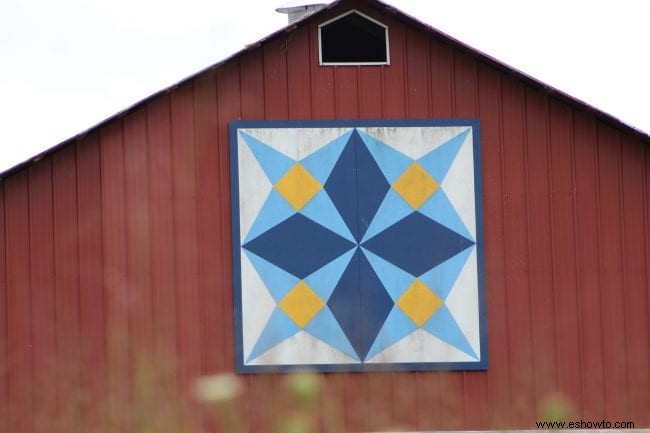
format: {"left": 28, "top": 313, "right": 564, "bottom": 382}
{"left": 194, "top": 370, "right": 323, "bottom": 433}
{"left": 539, "top": 392, "right": 575, "bottom": 424}
{"left": 194, "top": 374, "right": 244, "bottom": 403}
{"left": 285, "top": 371, "right": 320, "bottom": 406}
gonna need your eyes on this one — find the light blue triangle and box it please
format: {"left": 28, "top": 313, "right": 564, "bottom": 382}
{"left": 357, "top": 129, "right": 413, "bottom": 183}
{"left": 245, "top": 308, "right": 300, "bottom": 363}
{"left": 361, "top": 189, "right": 413, "bottom": 243}
{"left": 301, "top": 130, "right": 353, "bottom": 184}
{"left": 304, "top": 307, "right": 360, "bottom": 361}
{"left": 305, "top": 248, "right": 356, "bottom": 300}
{"left": 243, "top": 189, "right": 296, "bottom": 244}
{"left": 418, "top": 129, "right": 470, "bottom": 183}
{"left": 361, "top": 248, "right": 414, "bottom": 302}
{"left": 243, "top": 250, "right": 300, "bottom": 303}
{"left": 365, "top": 306, "right": 418, "bottom": 361}
{"left": 240, "top": 131, "right": 295, "bottom": 183}
{"left": 419, "top": 189, "right": 474, "bottom": 241}
{"left": 420, "top": 246, "right": 474, "bottom": 300}
{"left": 422, "top": 304, "right": 477, "bottom": 359}
{"left": 301, "top": 190, "right": 355, "bottom": 243}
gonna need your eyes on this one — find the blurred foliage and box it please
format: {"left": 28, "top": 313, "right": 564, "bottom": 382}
{"left": 539, "top": 392, "right": 575, "bottom": 424}
{"left": 0, "top": 339, "right": 584, "bottom": 433}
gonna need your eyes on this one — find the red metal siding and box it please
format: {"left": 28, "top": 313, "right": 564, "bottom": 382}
{"left": 1, "top": 1, "right": 650, "bottom": 431}
{"left": 477, "top": 62, "right": 510, "bottom": 427}
{"left": 621, "top": 137, "right": 650, "bottom": 418}
{"left": 5, "top": 172, "right": 33, "bottom": 433}
{"left": 0, "top": 186, "right": 7, "bottom": 432}
{"left": 27, "top": 160, "right": 56, "bottom": 432}
{"left": 573, "top": 111, "right": 606, "bottom": 419}
{"left": 76, "top": 135, "right": 105, "bottom": 431}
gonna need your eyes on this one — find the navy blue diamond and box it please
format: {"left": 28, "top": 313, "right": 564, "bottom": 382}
{"left": 324, "top": 129, "right": 390, "bottom": 242}
{"left": 243, "top": 214, "right": 355, "bottom": 279}
{"left": 362, "top": 212, "right": 475, "bottom": 277}
{"left": 327, "top": 249, "right": 394, "bottom": 360}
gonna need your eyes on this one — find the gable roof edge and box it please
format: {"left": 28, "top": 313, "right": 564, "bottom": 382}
{"left": 1, "top": 0, "right": 648, "bottom": 181}
{"left": 373, "top": 0, "right": 649, "bottom": 141}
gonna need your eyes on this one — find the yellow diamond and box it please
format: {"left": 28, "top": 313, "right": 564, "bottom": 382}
{"left": 278, "top": 281, "right": 325, "bottom": 329}
{"left": 392, "top": 162, "right": 439, "bottom": 209}
{"left": 397, "top": 279, "right": 443, "bottom": 327}
{"left": 275, "top": 163, "right": 322, "bottom": 211}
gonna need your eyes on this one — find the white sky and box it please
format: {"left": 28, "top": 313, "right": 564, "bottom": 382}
{"left": 1, "top": 0, "right": 648, "bottom": 174}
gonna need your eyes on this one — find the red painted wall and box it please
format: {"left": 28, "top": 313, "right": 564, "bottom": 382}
{"left": 1, "top": 1, "right": 649, "bottom": 431}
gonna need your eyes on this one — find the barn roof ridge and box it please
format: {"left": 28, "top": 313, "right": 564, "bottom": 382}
{"left": 1, "top": 0, "right": 648, "bottom": 180}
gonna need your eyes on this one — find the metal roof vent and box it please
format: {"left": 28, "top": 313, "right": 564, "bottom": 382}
{"left": 276, "top": 1, "right": 327, "bottom": 24}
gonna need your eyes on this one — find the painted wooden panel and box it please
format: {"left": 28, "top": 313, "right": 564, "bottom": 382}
{"left": 231, "top": 120, "right": 485, "bottom": 372}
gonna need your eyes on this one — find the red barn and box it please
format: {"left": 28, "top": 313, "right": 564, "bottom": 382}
{"left": 1, "top": 0, "right": 649, "bottom": 431}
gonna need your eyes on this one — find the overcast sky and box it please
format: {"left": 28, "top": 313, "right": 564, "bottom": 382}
{"left": 1, "top": 0, "right": 648, "bottom": 174}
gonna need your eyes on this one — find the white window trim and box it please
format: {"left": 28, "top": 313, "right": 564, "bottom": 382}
{"left": 318, "top": 9, "right": 390, "bottom": 66}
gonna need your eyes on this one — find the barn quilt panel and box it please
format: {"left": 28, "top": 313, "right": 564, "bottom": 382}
{"left": 230, "top": 120, "right": 486, "bottom": 372}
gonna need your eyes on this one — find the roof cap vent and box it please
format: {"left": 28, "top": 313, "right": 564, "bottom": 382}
{"left": 276, "top": 2, "right": 327, "bottom": 24}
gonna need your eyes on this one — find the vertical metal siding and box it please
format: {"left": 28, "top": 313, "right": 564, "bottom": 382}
{"left": 621, "top": 137, "right": 650, "bottom": 418}
{"left": 573, "top": 110, "right": 607, "bottom": 419}
{"left": 524, "top": 87, "right": 557, "bottom": 407}
{"left": 194, "top": 70, "right": 223, "bottom": 376}
{"left": 216, "top": 63, "right": 239, "bottom": 374}
{"left": 27, "top": 160, "right": 57, "bottom": 432}
{"left": 1, "top": 1, "right": 650, "bottom": 431}
{"left": 548, "top": 101, "right": 582, "bottom": 405}
{"left": 500, "top": 77, "right": 536, "bottom": 426}
{"left": 53, "top": 143, "right": 82, "bottom": 431}
{"left": 146, "top": 95, "right": 183, "bottom": 431}
{"left": 170, "top": 83, "right": 203, "bottom": 392}
{"left": 5, "top": 172, "right": 33, "bottom": 433}
{"left": 597, "top": 124, "right": 629, "bottom": 419}
{"left": 100, "top": 120, "right": 130, "bottom": 427}
{"left": 477, "top": 61, "right": 511, "bottom": 427}
{"left": 0, "top": 186, "right": 7, "bottom": 433}
{"left": 76, "top": 134, "right": 106, "bottom": 431}
{"left": 147, "top": 94, "right": 178, "bottom": 375}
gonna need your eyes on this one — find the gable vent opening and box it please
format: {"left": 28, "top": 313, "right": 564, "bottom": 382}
{"left": 318, "top": 10, "right": 389, "bottom": 66}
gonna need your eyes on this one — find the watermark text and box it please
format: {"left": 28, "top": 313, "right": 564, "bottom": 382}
{"left": 536, "top": 420, "right": 635, "bottom": 429}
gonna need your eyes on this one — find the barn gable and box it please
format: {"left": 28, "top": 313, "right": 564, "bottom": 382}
{"left": 1, "top": 0, "right": 649, "bottom": 431}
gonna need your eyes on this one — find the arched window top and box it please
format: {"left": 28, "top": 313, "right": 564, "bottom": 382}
{"left": 318, "top": 10, "right": 390, "bottom": 66}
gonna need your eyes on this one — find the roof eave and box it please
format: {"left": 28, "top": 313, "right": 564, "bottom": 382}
{"left": 1, "top": 0, "right": 648, "bottom": 180}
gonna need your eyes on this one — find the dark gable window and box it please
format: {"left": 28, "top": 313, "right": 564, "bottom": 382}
{"left": 319, "top": 10, "right": 389, "bottom": 65}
